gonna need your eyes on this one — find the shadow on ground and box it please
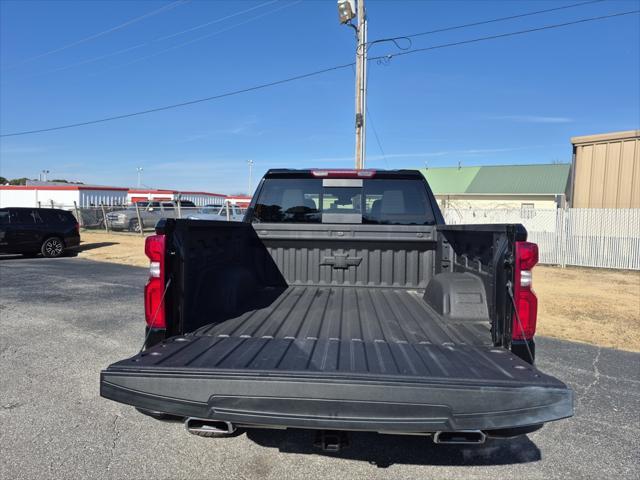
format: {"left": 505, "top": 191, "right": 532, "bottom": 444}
{"left": 77, "top": 241, "right": 119, "bottom": 252}
{"left": 244, "top": 429, "right": 541, "bottom": 468}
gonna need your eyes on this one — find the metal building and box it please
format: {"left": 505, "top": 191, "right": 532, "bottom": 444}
{"left": 421, "top": 164, "right": 571, "bottom": 211}
{"left": 0, "top": 184, "right": 129, "bottom": 208}
{"left": 126, "top": 189, "right": 226, "bottom": 207}
{"left": 570, "top": 129, "right": 640, "bottom": 208}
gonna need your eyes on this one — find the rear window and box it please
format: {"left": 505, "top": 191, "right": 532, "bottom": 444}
{"left": 252, "top": 178, "right": 436, "bottom": 225}
{"left": 8, "top": 209, "right": 38, "bottom": 224}
{"left": 39, "top": 209, "right": 75, "bottom": 224}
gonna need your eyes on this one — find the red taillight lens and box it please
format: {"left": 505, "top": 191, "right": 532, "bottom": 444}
{"left": 512, "top": 241, "right": 539, "bottom": 340}
{"left": 144, "top": 235, "right": 166, "bottom": 329}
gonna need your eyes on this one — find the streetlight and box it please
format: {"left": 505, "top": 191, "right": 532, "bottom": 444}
{"left": 136, "top": 167, "right": 143, "bottom": 188}
{"left": 338, "top": 0, "right": 367, "bottom": 169}
{"left": 247, "top": 160, "right": 254, "bottom": 195}
{"left": 41, "top": 169, "right": 50, "bottom": 182}
{"left": 337, "top": 0, "right": 356, "bottom": 23}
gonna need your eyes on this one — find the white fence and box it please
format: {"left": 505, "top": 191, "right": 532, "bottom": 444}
{"left": 442, "top": 208, "right": 640, "bottom": 270}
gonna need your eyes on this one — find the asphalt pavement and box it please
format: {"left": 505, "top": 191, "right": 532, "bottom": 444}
{"left": 0, "top": 256, "right": 638, "bottom": 479}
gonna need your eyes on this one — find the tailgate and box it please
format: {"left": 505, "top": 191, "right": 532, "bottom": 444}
{"left": 101, "top": 335, "right": 573, "bottom": 433}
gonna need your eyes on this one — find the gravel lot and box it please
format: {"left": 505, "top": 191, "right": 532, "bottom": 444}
{"left": 1, "top": 256, "right": 638, "bottom": 479}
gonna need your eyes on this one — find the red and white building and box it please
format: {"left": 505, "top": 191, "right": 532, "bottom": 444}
{"left": 0, "top": 184, "right": 129, "bottom": 208}
{"left": 1, "top": 183, "right": 235, "bottom": 209}
{"left": 127, "top": 189, "right": 226, "bottom": 207}
{"left": 225, "top": 195, "right": 252, "bottom": 208}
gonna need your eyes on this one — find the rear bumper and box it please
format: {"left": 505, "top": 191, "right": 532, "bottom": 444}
{"left": 100, "top": 369, "right": 574, "bottom": 434}
{"left": 64, "top": 234, "right": 81, "bottom": 249}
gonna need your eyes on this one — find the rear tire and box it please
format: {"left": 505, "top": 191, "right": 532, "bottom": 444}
{"left": 128, "top": 219, "right": 141, "bottom": 233}
{"left": 41, "top": 237, "right": 64, "bottom": 258}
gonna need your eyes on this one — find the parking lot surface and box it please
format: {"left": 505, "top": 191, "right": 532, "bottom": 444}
{"left": 1, "top": 257, "right": 638, "bottom": 479}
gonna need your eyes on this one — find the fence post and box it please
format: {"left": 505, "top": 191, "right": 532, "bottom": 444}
{"left": 134, "top": 202, "right": 144, "bottom": 237}
{"left": 176, "top": 194, "right": 182, "bottom": 219}
{"left": 37, "top": 201, "right": 41, "bottom": 208}
{"left": 559, "top": 207, "right": 568, "bottom": 268}
{"left": 73, "top": 201, "right": 82, "bottom": 228}
{"left": 100, "top": 204, "right": 109, "bottom": 233}
{"left": 50, "top": 200, "right": 54, "bottom": 209}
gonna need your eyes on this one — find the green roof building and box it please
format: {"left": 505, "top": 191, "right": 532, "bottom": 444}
{"left": 420, "top": 163, "right": 571, "bottom": 210}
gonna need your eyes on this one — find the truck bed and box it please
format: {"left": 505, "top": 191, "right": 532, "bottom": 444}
{"left": 101, "top": 285, "right": 572, "bottom": 432}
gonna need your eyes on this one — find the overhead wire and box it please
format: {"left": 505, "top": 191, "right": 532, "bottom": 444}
{"left": 1, "top": 8, "right": 638, "bottom": 137}
{"left": 368, "top": 9, "right": 639, "bottom": 64}
{"left": 3, "top": 0, "right": 189, "bottom": 70}
{"left": 5, "top": 0, "right": 283, "bottom": 79}
{"left": 361, "top": 0, "right": 605, "bottom": 54}
{"left": 97, "top": 1, "right": 301, "bottom": 74}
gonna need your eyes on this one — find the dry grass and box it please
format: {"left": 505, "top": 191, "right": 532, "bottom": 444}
{"left": 77, "top": 230, "right": 149, "bottom": 267}
{"left": 535, "top": 266, "right": 640, "bottom": 351}
{"left": 77, "top": 230, "right": 640, "bottom": 352}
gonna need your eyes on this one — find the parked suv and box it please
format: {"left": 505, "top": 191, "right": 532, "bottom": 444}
{"left": 0, "top": 207, "right": 80, "bottom": 258}
{"left": 106, "top": 201, "right": 196, "bottom": 232}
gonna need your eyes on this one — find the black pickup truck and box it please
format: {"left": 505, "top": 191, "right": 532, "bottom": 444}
{"left": 101, "top": 169, "right": 573, "bottom": 446}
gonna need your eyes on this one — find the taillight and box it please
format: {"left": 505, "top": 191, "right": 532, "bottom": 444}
{"left": 75, "top": 222, "right": 80, "bottom": 233}
{"left": 144, "top": 234, "right": 166, "bottom": 329}
{"left": 512, "top": 241, "right": 539, "bottom": 340}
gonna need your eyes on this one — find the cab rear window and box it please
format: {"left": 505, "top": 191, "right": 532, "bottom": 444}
{"left": 252, "top": 178, "right": 436, "bottom": 225}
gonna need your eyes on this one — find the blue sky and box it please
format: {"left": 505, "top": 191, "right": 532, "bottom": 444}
{"left": 1, "top": 0, "right": 638, "bottom": 194}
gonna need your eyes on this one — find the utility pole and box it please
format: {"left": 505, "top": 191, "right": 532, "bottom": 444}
{"left": 136, "top": 167, "right": 143, "bottom": 188}
{"left": 354, "top": 0, "right": 367, "bottom": 169}
{"left": 338, "top": 0, "right": 367, "bottom": 169}
{"left": 247, "top": 159, "right": 254, "bottom": 195}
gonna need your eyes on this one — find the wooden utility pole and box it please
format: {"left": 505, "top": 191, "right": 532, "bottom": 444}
{"left": 354, "top": 0, "right": 367, "bottom": 169}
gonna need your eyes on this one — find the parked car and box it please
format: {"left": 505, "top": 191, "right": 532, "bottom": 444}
{"left": 0, "top": 207, "right": 80, "bottom": 258}
{"left": 101, "top": 169, "right": 573, "bottom": 448}
{"left": 106, "top": 200, "right": 196, "bottom": 232}
{"left": 188, "top": 202, "right": 245, "bottom": 222}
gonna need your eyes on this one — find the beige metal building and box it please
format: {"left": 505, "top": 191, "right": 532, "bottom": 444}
{"left": 570, "top": 129, "right": 640, "bottom": 208}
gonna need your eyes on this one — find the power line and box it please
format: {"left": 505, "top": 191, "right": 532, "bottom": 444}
{"left": 4, "top": 0, "right": 188, "bottom": 70}
{"left": 364, "top": 0, "right": 605, "bottom": 52}
{"left": 400, "top": 0, "right": 605, "bottom": 41}
{"left": 0, "top": 63, "right": 355, "bottom": 137}
{"left": 2, "top": 9, "right": 637, "bottom": 138}
{"left": 4, "top": 0, "right": 281, "bottom": 80}
{"left": 99, "top": 1, "right": 301, "bottom": 74}
{"left": 369, "top": 9, "right": 639, "bottom": 63}
{"left": 366, "top": 105, "right": 388, "bottom": 168}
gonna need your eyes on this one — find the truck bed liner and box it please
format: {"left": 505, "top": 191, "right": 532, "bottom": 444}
{"left": 163, "top": 286, "right": 494, "bottom": 377}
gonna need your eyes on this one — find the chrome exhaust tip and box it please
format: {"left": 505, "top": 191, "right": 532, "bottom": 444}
{"left": 433, "top": 430, "right": 486, "bottom": 445}
{"left": 185, "top": 417, "right": 236, "bottom": 437}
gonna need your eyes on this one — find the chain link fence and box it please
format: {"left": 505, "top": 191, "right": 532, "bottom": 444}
{"left": 49, "top": 202, "right": 243, "bottom": 235}
{"left": 30, "top": 203, "right": 640, "bottom": 270}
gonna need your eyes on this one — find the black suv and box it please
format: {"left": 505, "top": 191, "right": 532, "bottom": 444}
{"left": 0, "top": 207, "right": 80, "bottom": 258}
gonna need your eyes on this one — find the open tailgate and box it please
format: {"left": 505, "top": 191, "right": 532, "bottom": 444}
{"left": 101, "top": 335, "right": 573, "bottom": 433}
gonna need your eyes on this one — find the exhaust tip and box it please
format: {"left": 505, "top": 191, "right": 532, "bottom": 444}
{"left": 433, "top": 430, "right": 486, "bottom": 445}
{"left": 185, "top": 417, "right": 236, "bottom": 437}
